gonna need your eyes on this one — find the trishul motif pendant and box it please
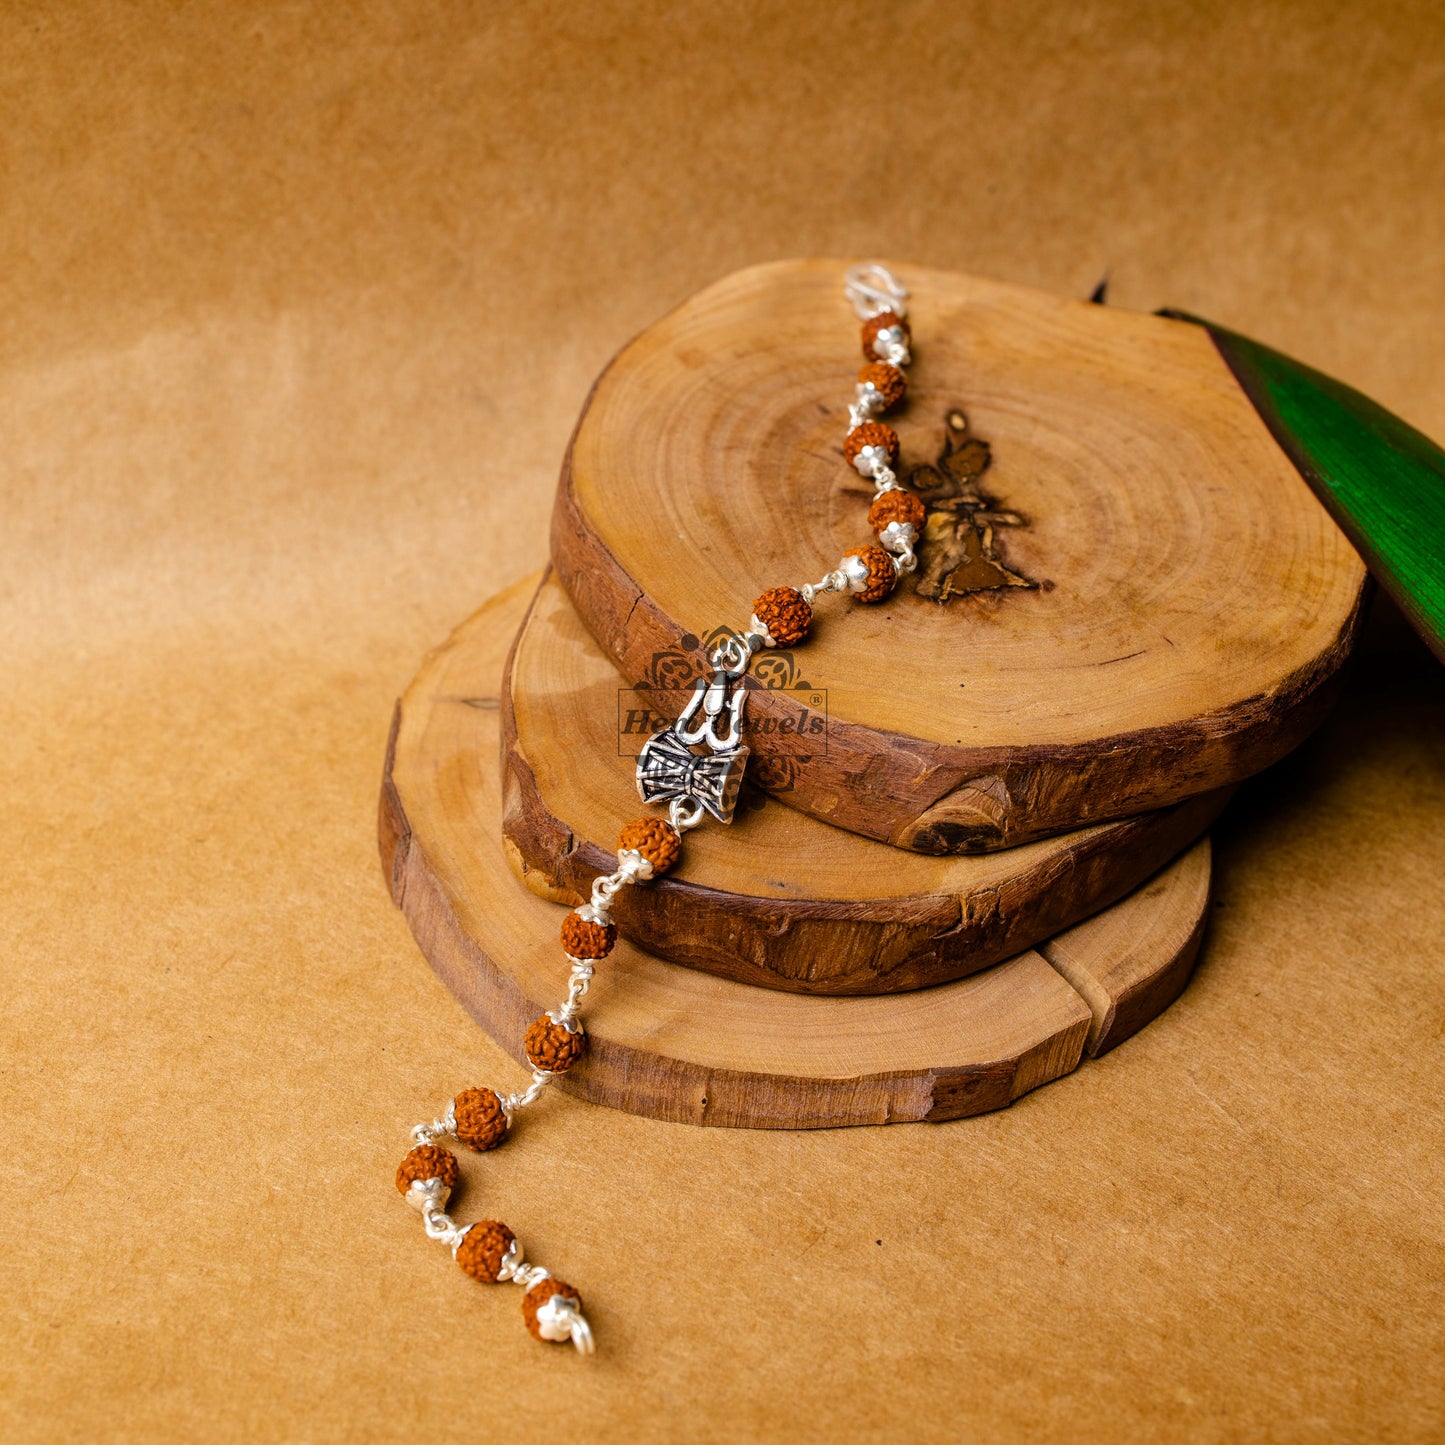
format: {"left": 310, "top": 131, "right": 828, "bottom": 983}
{"left": 635, "top": 663, "right": 750, "bottom": 825}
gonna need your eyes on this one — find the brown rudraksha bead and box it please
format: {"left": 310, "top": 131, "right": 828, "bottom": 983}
{"left": 843, "top": 421, "right": 899, "bottom": 468}
{"left": 867, "top": 488, "right": 926, "bottom": 536}
{"left": 858, "top": 362, "right": 906, "bottom": 409}
{"left": 395, "top": 1144, "right": 460, "bottom": 1195}
{"left": 456, "top": 1220, "right": 516, "bottom": 1283}
{"left": 560, "top": 911, "right": 616, "bottom": 960}
{"left": 861, "top": 310, "right": 911, "bottom": 361}
{"left": 453, "top": 1086, "right": 509, "bottom": 1152}
{"left": 845, "top": 544, "right": 898, "bottom": 604}
{"left": 522, "top": 1277, "right": 584, "bottom": 1342}
{"left": 617, "top": 816, "right": 682, "bottom": 875}
{"left": 751, "top": 585, "right": 812, "bottom": 648}
{"left": 524, "top": 1014, "right": 586, "bottom": 1074}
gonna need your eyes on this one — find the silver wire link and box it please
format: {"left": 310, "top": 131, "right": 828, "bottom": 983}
{"left": 555, "top": 960, "right": 595, "bottom": 1025}
{"left": 708, "top": 632, "right": 750, "bottom": 673}
{"left": 799, "top": 570, "right": 849, "bottom": 605}
{"left": 422, "top": 1203, "right": 468, "bottom": 1249}
{"left": 501, "top": 1070, "right": 552, "bottom": 1112}
{"left": 411, "top": 1103, "right": 457, "bottom": 1147}
{"left": 845, "top": 262, "right": 909, "bottom": 321}
{"left": 669, "top": 795, "right": 706, "bottom": 832}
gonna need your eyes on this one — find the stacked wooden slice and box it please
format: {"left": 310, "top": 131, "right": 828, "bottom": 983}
{"left": 382, "top": 261, "right": 1369, "bottom": 1129}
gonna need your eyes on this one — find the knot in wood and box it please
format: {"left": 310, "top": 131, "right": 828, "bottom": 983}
{"left": 453, "top": 1086, "right": 509, "bottom": 1151}
{"left": 455, "top": 1220, "right": 516, "bottom": 1283}
{"left": 395, "top": 1143, "right": 460, "bottom": 1194}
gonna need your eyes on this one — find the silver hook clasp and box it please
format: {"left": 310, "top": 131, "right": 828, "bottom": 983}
{"left": 845, "top": 262, "right": 909, "bottom": 321}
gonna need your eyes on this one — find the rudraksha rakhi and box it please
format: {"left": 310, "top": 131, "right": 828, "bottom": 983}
{"left": 395, "top": 263, "right": 930, "bottom": 1359}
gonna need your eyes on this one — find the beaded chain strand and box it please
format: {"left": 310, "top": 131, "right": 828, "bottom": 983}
{"left": 394, "top": 264, "right": 926, "bottom": 1356}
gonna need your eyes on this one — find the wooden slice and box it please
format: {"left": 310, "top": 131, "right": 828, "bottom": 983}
{"left": 502, "top": 568, "right": 1229, "bottom": 995}
{"left": 380, "top": 574, "right": 1213, "bottom": 1129}
{"left": 1037, "top": 837, "right": 1212, "bottom": 1057}
{"left": 551, "top": 258, "right": 1368, "bottom": 853}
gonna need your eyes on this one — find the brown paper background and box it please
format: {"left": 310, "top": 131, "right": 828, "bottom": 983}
{"left": 3, "top": 3, "right": 1443, "bottom": 1440}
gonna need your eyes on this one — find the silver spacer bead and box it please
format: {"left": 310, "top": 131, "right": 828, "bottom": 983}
{"left": 614, "top": 849, "right": 654, "bottom": 883}
{"left": 839, "top": 552, "right": 874, "bottom": 594}
{"left": 405, "top": 1176, "right": 452, "bottom": 1214}
{"left": 748, "top": 613, "right": 779, "bottom": 648}
{"left": 852, "top": 382, "right": 885, "bottom": 419}
{"left": 852, "top": 445, "right": 893, "bottom": 479}
{"left": 878, "top": 520, "right": 918, "bottom": 554}
{"left": 536, "top": 1292, "right": 596, "bottom": 1356}
{"left": 506, "top": 1260, "right": 551, "bottom": 1291}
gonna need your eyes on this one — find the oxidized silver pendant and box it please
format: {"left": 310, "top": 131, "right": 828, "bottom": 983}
{"left": 636, "top": 667, "right": 750, "bottom": 823}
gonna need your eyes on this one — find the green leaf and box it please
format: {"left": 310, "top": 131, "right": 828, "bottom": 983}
{"left": 1163, "top": 312, "right": 1445, "bottom": 665}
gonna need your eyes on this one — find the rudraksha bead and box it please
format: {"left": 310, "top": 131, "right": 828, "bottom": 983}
{"left": 751, "top": 585, "right": 812, "bottom": 648}
{"left": 456, "top": 1220, "right": 516, "bottom": 1283}
{"left": 617, "top": 816, "right": 682, "bottom": 875}
{"left": 523, "top": 1277, "right": 584, "bottom": 1342}
{"left": 524, "top": 1014, "right": 586, "bottom": 1073}
{"left": 395, "top": 1144, "right": 460, "bottom": 1195}
{"left": 861, "top": 310, "right": 911, "bottom": 361}
{"left": 843, "top": 421, "right": 899, "bottom": 469}
{"left": 867, "top": 488, "right": 926, "bottom": 536}
{"left": 859, "top": 362, "right": 906, "bottom": 409}
{"left": 560, "top": 912, "right": 616, "bottom": 960}
{"left": 845, "top": 544, "right": 898, "bottom": 603}
{"left": 453, "top": 1086, "right": 509, "bottom": 1152}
